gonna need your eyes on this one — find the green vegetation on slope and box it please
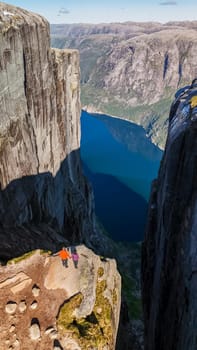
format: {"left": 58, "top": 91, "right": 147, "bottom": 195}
{"left": 82, "top": 83, "right": 173, "bottom": 148}
{"left": 57, "top": 272, "right": 115, "bottom": 348}
{"left": 7, "top": 249, "right": 50, "bottom": 265}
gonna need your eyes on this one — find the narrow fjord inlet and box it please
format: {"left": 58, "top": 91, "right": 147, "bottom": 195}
{"left": 80, "top": 110, "right": 163, "bottom": 241}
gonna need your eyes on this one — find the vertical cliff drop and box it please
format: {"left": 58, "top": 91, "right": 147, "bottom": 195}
{"left": 142, "top": 81, "right": 197, "bottom": 350}
{"left": 0, "top": 3, "right": 95, "bottom": 257}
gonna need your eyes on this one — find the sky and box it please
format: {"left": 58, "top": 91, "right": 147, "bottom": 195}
{"left": 1, "top": 0, "right": 197, "bottom": 24}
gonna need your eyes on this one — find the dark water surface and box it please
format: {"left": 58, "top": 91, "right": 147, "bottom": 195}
{"left": 80, "top": 110, "right": 163, "bottom": 241}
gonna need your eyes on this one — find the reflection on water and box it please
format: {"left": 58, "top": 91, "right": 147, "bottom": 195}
{"left": 80, "top": 110, "right": 162, "bottom": 241}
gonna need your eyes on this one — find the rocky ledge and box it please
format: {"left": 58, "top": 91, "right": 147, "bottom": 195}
{"left": 0, "top": 246, "right": 121, "bottom": 350}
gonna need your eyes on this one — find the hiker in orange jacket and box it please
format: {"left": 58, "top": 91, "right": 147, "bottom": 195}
{"left": 58, "top": 247, "right": 71, "bottom": 267}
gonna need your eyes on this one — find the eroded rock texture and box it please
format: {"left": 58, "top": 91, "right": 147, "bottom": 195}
{"left": 0, "top": 246, "right": 121, "bottom": 350}
{"left": 142, "top": 81, "right": 197, "bottom": 350}
{"left": 0, "top": 3, "right": 94, "bottom": 255}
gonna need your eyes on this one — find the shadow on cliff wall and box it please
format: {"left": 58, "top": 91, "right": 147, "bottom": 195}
{"left": 0, "top": 149, "right": 93, "bottom": 261}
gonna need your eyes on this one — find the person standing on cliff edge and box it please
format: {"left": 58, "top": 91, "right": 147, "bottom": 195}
{"left": 71, "top": 247, "right": 79, "bottom": 268}
{"left": 53, "top": 247, "right": 71, "bottom": 267}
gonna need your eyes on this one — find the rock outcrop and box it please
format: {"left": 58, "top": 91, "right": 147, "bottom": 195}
{"left": 51, "top": 22, "right": 197, "bottom": 148}
{"left": 142, "top": 81, "right": 197, "bottom": 350}
{"left": 0, "top": 246, "right": 121, "bottom": 350}
{"left": 0, "top": 2, "right": 95, "bottom": 256}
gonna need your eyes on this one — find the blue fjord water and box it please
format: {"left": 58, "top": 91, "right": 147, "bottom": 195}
{"left": 80, "top": 110, "right": 163, "bottom": 241}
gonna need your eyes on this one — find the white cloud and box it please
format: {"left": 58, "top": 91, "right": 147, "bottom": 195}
{"left": 58, "top": 7, "right": 70, "bottom": 15}
{"left": 159, "top": 1, "right": 177, "bottom": 5}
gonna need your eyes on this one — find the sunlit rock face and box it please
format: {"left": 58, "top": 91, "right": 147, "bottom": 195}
{"left": 0, "top": 2, "right": 94, "bottom": 245}
{"left": 142, "top": 80, "right": 197, "bottom": 350}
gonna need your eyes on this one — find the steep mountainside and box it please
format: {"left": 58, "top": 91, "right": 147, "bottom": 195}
{"left": 0, "top": 3, "right": 96, "bottom": 257}
{"left": 51, "top": 22, "right": 197, "bottom": 148}
{"left": 142, "top": 81, "right": 197, "bottom": 350}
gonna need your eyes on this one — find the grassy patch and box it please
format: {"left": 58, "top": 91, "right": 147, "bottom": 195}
{"left": 7, "top": 250, "right": 36, "bottom": 264}
{"left": 57, "top": 272, "right": 115, "bottom": 348}
{"left": 7, "top": 249, "right": 50, "bottom": 265}
{"left": 57, "top": 293, "right": 84, "bottom": 329}
{"left": 81, "top": 84, "right": 174, "bottom": 148}
{"left": 97, "top": 267, "right": 104, "bottom": 278}
{"left": 121, "top": 274, "right": 142, "bottom": 320}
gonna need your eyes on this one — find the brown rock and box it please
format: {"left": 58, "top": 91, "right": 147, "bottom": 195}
{"left": 5, "top": 301, "right": 17, "bottom": 314}
{"left": 0, "top": 247, "right": 121, "bottom": 349}
{"left": 18, "top": 300, "right": 27, "bottom": 312}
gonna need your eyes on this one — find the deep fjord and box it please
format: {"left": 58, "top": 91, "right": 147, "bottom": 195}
{"left": 80, "top": 110, "right": 163, "bottom": 241}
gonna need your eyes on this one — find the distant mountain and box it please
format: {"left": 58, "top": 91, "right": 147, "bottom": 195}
{"left": 51, "top": 21, "right": 197, "bottom": 148}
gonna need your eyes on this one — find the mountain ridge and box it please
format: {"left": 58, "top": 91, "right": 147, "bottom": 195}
{"left": 51, "top": 21, "right": 197, "bottom": 148}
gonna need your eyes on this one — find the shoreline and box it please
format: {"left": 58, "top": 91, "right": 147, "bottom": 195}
{"left": 82, "top": 107, "right": 164, "bottom": 151}
{"left": 82, "top": 107, "right": 141, "bottom": 126}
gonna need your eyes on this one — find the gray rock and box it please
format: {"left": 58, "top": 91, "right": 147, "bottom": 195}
{"left": 0, "top": 2, "right": 95, "bottom": 258}
{"left": 142, "top": 81, "right": 197, "bottom": 350}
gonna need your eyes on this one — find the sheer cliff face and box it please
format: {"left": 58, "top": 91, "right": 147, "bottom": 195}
{"left": 0, "top": 3, "right": 93, "bottom": 244}
{"left": 142, "top": 82, "right": 197, "bottom": 350}
{"left": 95, "top": 30, "right": 197, "bottom": 105}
